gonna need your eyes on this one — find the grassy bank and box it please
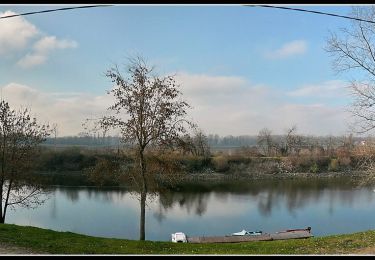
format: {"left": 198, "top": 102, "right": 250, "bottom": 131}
{"left": 1, "top": 224, "right": 375, "bottom": 254}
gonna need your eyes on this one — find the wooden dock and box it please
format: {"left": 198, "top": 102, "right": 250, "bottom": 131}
{"left": 186, "top": 229, "right": 313, "bottom": 244}
{"left": 187, "top": 233, "right": 272, "bottom": 243}
{"left": 270, "top": 230, "right": 313, "bottom": 240}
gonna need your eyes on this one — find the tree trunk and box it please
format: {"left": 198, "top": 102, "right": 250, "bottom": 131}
{"left": 2, "top": 179, "right": 12, "bottom": 225}
{"left": 139, "top": 190, "right": 146, "bottom": 241}
{"left": 139, "top": 148, "right": 147, "bottom": 241}
{"left": 0, "top": 184, "right": 2, "bottom": 223}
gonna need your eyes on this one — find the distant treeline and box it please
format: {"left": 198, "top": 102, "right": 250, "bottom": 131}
{"left": 43, "top": 134, "right": 366, "bottom": 148}
{"left": 43, "top": 136, "right": 121, "bottom": 147}
{"left": 34, "top": 143, "right": 369, "bottom": 187}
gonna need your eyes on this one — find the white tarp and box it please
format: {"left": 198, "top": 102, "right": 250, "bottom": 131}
{"left": 171, "top": 232, "right": 187, "bottom": 243}
{"left": 231, "top": 230, "right": 262, "bottom": 236}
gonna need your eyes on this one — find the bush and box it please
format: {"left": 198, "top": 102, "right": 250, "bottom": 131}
{"left": 278, "top": 157, "right": 295, "bottom": 173}
{"left": 290, "top": 155, "right": 313, "bottom": 172}
{"left": 212, "top": 155, "right": 229, "bottom": 172}
{"left": 182, "top": 156, "right": 212, "bottom": 173}
{"left": 35, "top": 147, "right": 118, "bottom": 172}
{"left": 328, "top": 158, "right": 338, "bottom": 171}
{"left": 85, "top": 157, "right": 121, "bottom": 186}
{"left": 309, "top": 162, "right": 319, "bottom": 173}
{"left": 338, "top": 156, "right": 351, "bottom": 168}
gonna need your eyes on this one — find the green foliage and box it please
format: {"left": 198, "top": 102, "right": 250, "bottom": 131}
{"left": 35, "top": 148, "right": 118, "bottom": 172}
{"left": 328, "top": 158, "right": 339, "bottom": 172}
{"left": 314, "top": 156, "right": 330, "bottom": 170}
{"left": 309, "top": 162, "right": 319, "bottom": 173}
{"left": 181, "top": 156, "right": 212, "bottom": 173}
{"left": 84, "top": 157, "right": 122, "bottom": 186}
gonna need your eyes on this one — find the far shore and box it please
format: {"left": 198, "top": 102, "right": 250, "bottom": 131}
{"left": 178, "top": 170, "right": 370, "bottom": 181}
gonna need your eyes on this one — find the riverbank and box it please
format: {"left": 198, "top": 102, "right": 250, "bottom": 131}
{"left": 178, "top": 170, "right": 369, "bottom": 182}
{"left": 1, "top": 224, "right": 375, "bottom": 255}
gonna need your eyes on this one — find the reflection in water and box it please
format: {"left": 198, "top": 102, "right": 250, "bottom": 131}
{"left": 258, "top": 191, "right": 274, "bottom": 217}
{"left": 7, "top": 176, "right": 375, "bottom": 241}
{"left": 158, "top": 191, "right": 210, "bottom": 218}
{"left": 155, "top": 177, "right": 363, "bottom": 219}
{"left": 64, "top": 188, "right": 80, "bottom": 202}
{"left": 50, "top": 192, "right": 57, "bottom": 219}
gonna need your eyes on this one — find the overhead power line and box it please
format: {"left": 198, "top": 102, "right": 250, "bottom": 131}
{"left": 1, "top": 4, "right": 374, "bottom": 25}
{"left": 0, "top": 5, "right": 113, "bottom": 20}
{"left": 245, "top": 4, "right": 375, "bottom": 25}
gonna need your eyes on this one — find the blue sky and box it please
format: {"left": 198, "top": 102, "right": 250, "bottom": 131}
{"left": 0, "top": 4, "right": 363, "bottom": 136}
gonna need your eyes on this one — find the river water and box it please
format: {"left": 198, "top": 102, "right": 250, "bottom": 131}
{"left": 6, "top": 176, "right": 375, "bottom": 241}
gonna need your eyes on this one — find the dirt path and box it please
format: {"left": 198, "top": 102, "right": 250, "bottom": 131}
{"left": 0, "top": 242, "right": 44, "bottom": 255}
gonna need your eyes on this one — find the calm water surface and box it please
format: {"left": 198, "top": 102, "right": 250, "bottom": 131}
{"left": 6, "top": 176, "right": 375, "bottom": 241}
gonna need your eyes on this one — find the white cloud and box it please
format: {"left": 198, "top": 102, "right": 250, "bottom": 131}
{"left": 17, "top": 36, "right": 78, "bottom": 68}
{"left": 2, "top": 83, "right": 38, "bottom": 101}
{"left": 176, "top": 72, "right": 247, "bottom": 97}
{"left": 0, "top": 10, "right": 77, "bottom": 68}
{"left": 266, "top": 40, "right": 307, "bottom": 59}
{"left": 176, "top": 72, "right": 350, "bottom": 136}
{"left": 0, "top": 83, "right": 114, "bottom": 136}
{"left": 287, "top": 80, "right": 349, "bottom": 98}
{"left": 17, "top": 54, "right": 47, "bottom": 68}
{"left": 0, "top": 11, "right": 39, "bottom": 55}
{"left": 0, "top": 75, "right": 351, "bottom": 137}
{"left": 268, "top": 104, "right": 351, "bottom": 136}
{"left": 33, "top": 36, "right": 78, "bottom": 54}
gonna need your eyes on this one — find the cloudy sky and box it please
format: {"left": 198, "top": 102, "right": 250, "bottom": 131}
{"left": 0, "top": 4, "right": 361, "bottom": 137}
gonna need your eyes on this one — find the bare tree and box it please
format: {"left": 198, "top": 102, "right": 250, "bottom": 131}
{"left": 52, "top": 123, "right": 58, "bottom": 151}
{"left": 83, "top": 118, "right": 111, "bottom": 147}
{"left": 326, "top": 6, "right": 375, "bottom": 181}
{"left": 326, "top": 6, "right": 375, "bottom": 134}
{"left": 326, "top": 135, "right": 337, "bottom": 157}
{"left": 96, "top": 56, "right": 193, "bottom": 240}
{"left": 0, "top": 100, "right": 52, "bottom": 223}
{"left": 257, "top": 128, "right": 274, "bottom": 156}
{"left": 283, "top": 125, "right": 303, "bottom": 156}
{"left": 178, "top": 129, "right": 210, "bottom": 158}
{"left": 192, "top": 129, "right": 210, "bottom": 158}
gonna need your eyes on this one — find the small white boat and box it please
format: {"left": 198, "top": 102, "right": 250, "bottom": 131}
{"left": 171, "top": 232, "right": 187, "bottom": 243}
{"left": 231, "top": 229, "right": 263, "bottom": 236}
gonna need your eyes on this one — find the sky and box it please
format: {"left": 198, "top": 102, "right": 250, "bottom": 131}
{"left": 0, "top": 4, "right": 366, "bottom": 137}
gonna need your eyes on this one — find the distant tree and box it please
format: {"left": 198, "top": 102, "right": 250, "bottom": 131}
{"left": 0, "top": 100, "right": 52, "bottom": 223}
{"left": 342, "top": 133, "right": 355, "bottom": 151}
{"left": 208, "top": 134, "right": 220, "bottom": 147}
{"left": 326, "top": 135, "right": 336, "bottom": 157}
{"left": 52, "top": 123, "right": 58, "bottom": 151}
{"left": 191, "top": 129, "right": 210, "bottom": 157}
{"left": 283, "top": 125, "right": 303, "bottom": 156}
{"left": 83, "top": 118, "right": 111, "bottom": 146}
{"left": 257, "top": 128, "right": 274, "bottom": 156}
{"left": 95, "top": 56, "right": 193, "bottom": 240}
{"left": 178, "top": 129, "right": 210, "bottom": 158}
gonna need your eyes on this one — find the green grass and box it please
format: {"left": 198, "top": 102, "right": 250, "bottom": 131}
{"left": 0, "top": 223, "right": 374, "bottom": 254}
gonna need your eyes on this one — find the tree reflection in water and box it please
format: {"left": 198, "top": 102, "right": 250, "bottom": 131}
{"left": 52, "top": 176, "right": 374, "bottom": 239}
{"left": 153, "top": 176, "right": 365, "bottom": 220}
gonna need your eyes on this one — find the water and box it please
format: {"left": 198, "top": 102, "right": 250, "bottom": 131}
{"left": 6, "top": 176, "right": 375, "bottom": 241}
